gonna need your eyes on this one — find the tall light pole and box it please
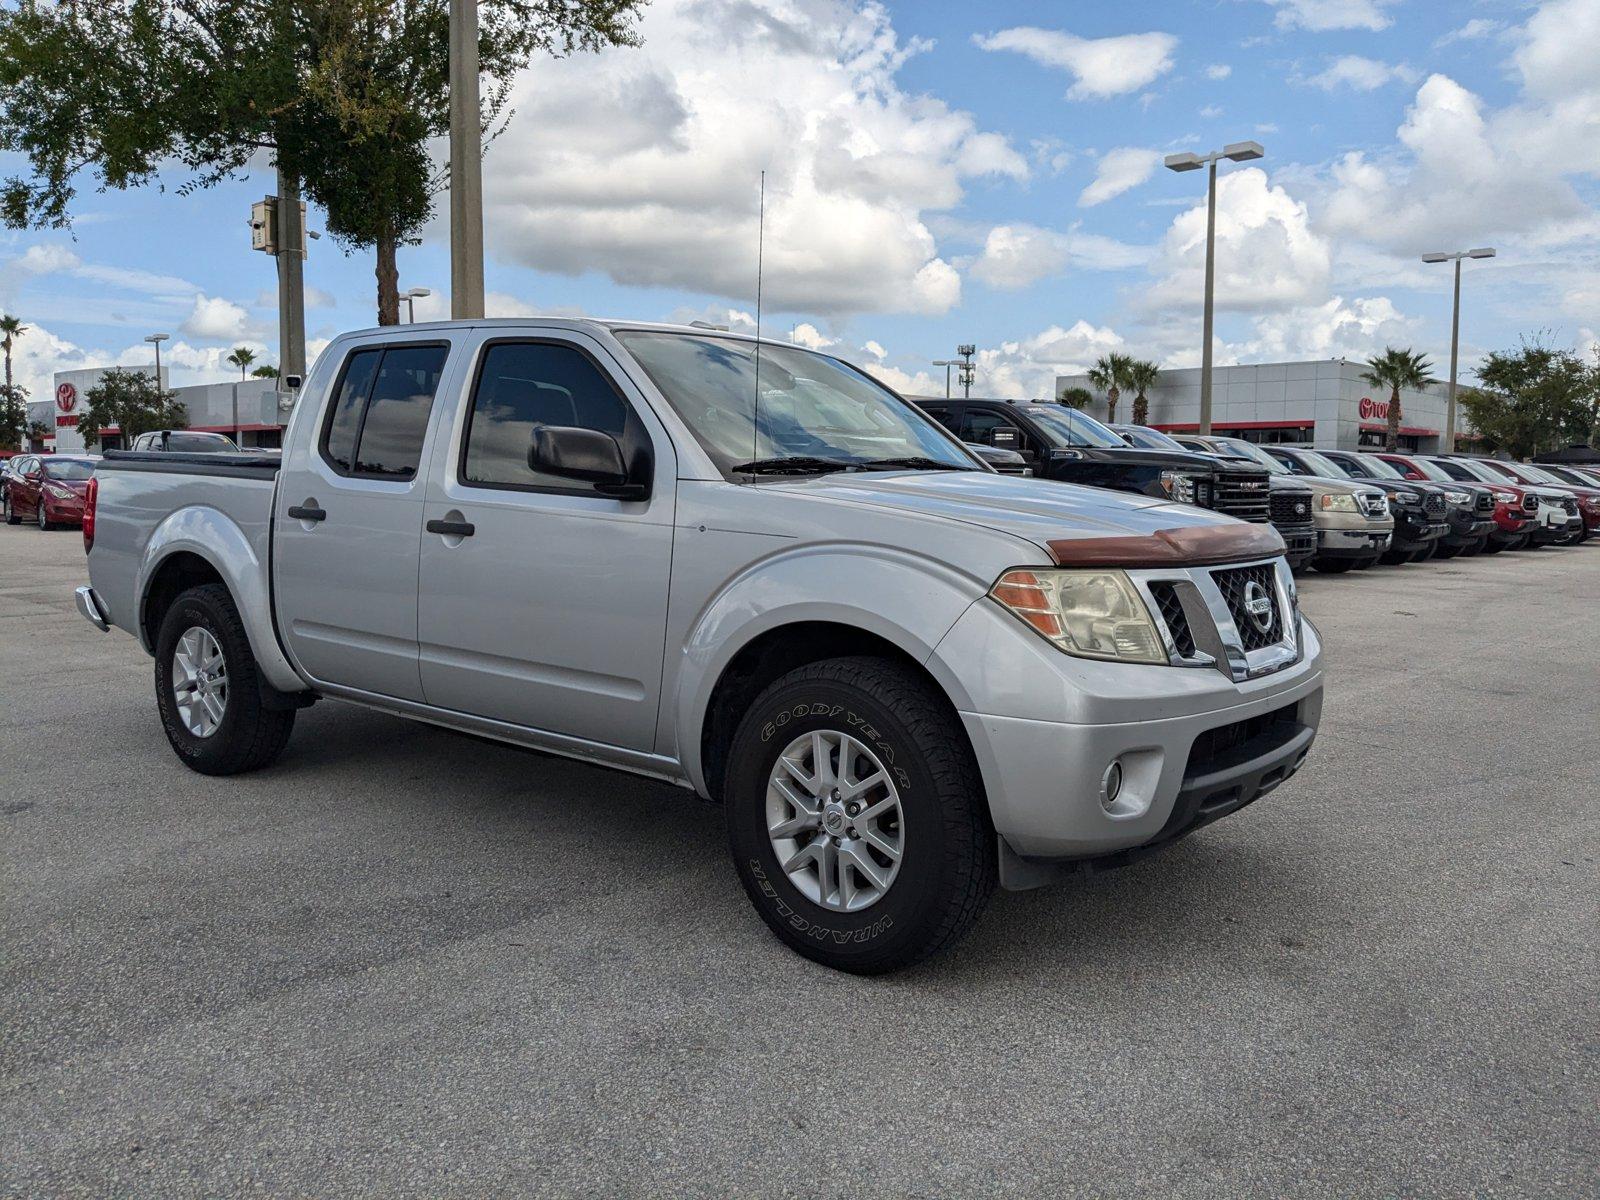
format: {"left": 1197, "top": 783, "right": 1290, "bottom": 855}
{"left": 1164, "top": 140, "right": 1265, "bottom": 435}
{"left": 1421, "top": 247, "right": 1495, "bottom": 453}
{"left": 957, "top": 344, "right": 976, "bottom": 398}
{"left": 932, "top": 359, "right": 959, "bottom": 399}
{"left": 449, "top": 0, "right": 486, "bottom": 319}
{"left": 144, "top": 333, "right": 169, "bottom": 386}
{"left": 403, "top": 287, "right": 432, "bottom": 323}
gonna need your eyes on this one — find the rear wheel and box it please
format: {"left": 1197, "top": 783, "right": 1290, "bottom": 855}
{"left": 154, "top": 583, "right": 296, "bottom": 775}
{"left": 724, "top": 656, "right": 995, "bottom": 974}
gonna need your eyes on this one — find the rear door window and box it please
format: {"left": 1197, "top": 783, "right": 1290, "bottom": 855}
{"left": 320, "top": 344, "right": 447, "bottom": 480}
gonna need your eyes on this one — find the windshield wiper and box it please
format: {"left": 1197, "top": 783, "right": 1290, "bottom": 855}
{"left": 857, "top": 456, "right": 974, "bottom": 472}
{"left": 729, "top": 456, "right": 864, "bottom": 476}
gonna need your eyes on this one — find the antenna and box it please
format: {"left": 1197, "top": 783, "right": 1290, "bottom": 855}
{"left": 751, "top": 170, "right": 766, "bottom": 476}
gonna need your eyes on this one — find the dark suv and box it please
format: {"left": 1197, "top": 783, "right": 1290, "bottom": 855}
{"left": 1267, "top": 445, "right": 1449, "bottom": 564}
{"left": 1321, "top": 450, "right": 1496, "bottom": 558}
{"left": 917, "top": 398, "right": 1276, "bottom": 523}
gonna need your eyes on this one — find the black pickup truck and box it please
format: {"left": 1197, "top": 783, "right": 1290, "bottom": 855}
{"left": 917, "top": 398, "right": 1278, "bottom": 525}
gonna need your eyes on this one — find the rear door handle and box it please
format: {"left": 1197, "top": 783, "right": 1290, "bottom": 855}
{"left": 426, "top": 519, "right": 475, "bottom": 537}
{"left": 287, "top": 505, "right": 326, "bottom": 522}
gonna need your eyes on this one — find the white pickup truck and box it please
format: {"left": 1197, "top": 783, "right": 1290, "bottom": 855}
{"left": 77, "top": 319, "right": 1323, "bottom": 972}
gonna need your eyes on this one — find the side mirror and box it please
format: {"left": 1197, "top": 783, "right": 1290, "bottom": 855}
{"left": 529, "top": 425, "right": 649, "bottom": 499}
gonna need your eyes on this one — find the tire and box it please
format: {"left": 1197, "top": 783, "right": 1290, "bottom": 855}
{"left": 1434, "top": 542, "right": 1461, "bottom": 559}
{"left": 1379, "top": 548, "right": 1409, "bottom": 565}
{"left": 154, "top": 583, "right": 296, "bottom": 776}
{"left": 36, "top": 502, "right": 51, "bottom": 531}
{"left": 1408, "top": 544, "right": 1435, "bottom": 564}
{"left": 724, "top": 656, "right": 995, "bottom": 974}
{"left": 1481, "top": 539, "right": 1503, "bottom": 555}
{"left": 1352, "top": 556, "right": 1375, "bottom": 570}
{"left": 1315, "top": 557, "right": 1358, "bottom": 574}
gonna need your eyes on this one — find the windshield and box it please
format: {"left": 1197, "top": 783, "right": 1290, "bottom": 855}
{"left": 615, "top": 332, "right": 976, "bottom": 476}
{"left": 1470, "top": 460, "right": 1519, "bottom": 482}
{"left": 1117, "top": 425, "right": 1187, "bottom": 451}
{"left": 43, "top": 459, "right": 95, "bottom": 481}
{"left": 1404, "top": 456, "right": 1453, "bottom": 482}
{"left": 1441, "top": 458, "right": 1502, "bottom": 484}
{"left": 1215, "top": 437, "right": 1290, "bottom": 475}
{"left": 1515, "top": 463, "right": 1563, "bottom": 486}
{"left": 1346, "top": 454, "right": 1402, "bottom": 480}
{"left": 1024, "top": 405, "right": 1128, "bottom": 449}
{"left": 166, "top": 432, "right": 237, "bottom": 453}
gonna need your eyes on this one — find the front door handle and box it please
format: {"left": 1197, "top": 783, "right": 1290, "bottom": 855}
{"left": 287, "top": 505, "right": 326, "bottom": 522}
{"left": 426, "top": 519, "right": 475, "bottom": 537}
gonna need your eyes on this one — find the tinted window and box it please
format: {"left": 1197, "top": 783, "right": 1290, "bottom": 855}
{"left": 462, "top": 341, "right": 635, "bottom": 491}
{"left": 322, "top": 349, "right": 382, "bottom": 473}
{"left": 320, "top": 345, "right": 446, "bottom": 480}
{"left": 165, "top": 432, "right": 236, "bottom": 453}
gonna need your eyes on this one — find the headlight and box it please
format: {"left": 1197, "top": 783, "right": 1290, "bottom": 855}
{"left": 46, "top": 483, "right": 76, "bottom": 499}
{"left": 1319, "top": 493, "right": 1359, "bottom": 513}
{"left": 1583, "top": 496, "right": 1600, "bottom": 511}
{"left": 1158, "top": 470, "right": 1204, "bottom": 504}
{"left": 1445, "top": 490, "right": 1470, "bottom": 505}
{"left": 1492, "top": 490, "right": 1516, "bottom": 503}
{"left": 990, "top": 569, "right": 1166, "bottom": 664}
{"left": 1389, "top": 490, "right": 1418, "bottom": 505}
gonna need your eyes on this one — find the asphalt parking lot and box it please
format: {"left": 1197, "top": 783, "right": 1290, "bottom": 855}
{"left": 2, "top": 523, "right": 1596, "bottom": 1198}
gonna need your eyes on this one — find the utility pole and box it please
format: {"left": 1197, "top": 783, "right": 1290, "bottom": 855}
{"left": 957, "top": 344, "right": 976, "bottom": 398}
{"left": 449, "top": 0, "right": 486, "bottom": 319}
{"left": 276, "top": 170, "right": 307, "bottom": 379}
{"left": 1164, "top": 140, "right": 1265, "bottom": 435}
{"left": 1421, "top": 247, "right": 1495, "bottom": 453}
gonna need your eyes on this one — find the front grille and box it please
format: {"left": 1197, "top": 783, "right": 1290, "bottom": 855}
{"left": 1147, "top": 582, "right": 1195, "bottom": 657}
{"left": 1358, "top": 492, "right": 1388, "bottom": 518}
{"left": 1475, "top": 491, "right": 1494, "bottom": 515}
{"left": 1185, "top": 702, "right": 1300, "bottom": 786}
{"left": 1210, "top": 563, "right": 1282, "bottom": 652}
{"left": 1211, "top": 469, "right": 1271, "bottom": 523}
{"left": 1522, "top": 495, "right": 1539, "bottom": 513}
{"left": 1270, "top": 488, "right": 1314, "bottom": 528}
{"left": 1560, "top": 496, "right": 1579, "bottom": 516}
{"left": 1423, "top": 492, "right": 1446, "bottom": 517}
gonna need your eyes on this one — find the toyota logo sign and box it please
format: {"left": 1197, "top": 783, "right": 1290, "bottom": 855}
{"left": 56, "top": 382, "right": 78, "bottom": 414}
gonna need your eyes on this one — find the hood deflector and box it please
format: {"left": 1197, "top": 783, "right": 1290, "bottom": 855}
{"left": 1047, "top": 522, "right": 1285, "bottom": 568}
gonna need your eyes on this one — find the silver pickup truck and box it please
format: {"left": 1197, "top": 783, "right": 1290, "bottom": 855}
{"left": 77, "top": 319, "right": 1323, "bottom": 972}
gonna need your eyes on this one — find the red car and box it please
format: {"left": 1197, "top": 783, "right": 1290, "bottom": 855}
{"left": 1490, "top": 460, "right": 1599, "bottom": 542}
{"left": 2, "top": 454, "right": 99, "bottom": 530}
{"left": 1376, "top": 452, "right": 1532, "bottom": 553}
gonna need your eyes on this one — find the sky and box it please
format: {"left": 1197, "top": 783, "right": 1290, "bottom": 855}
{"left": 1, "top": 0, "right": 1597, "bottom": 405}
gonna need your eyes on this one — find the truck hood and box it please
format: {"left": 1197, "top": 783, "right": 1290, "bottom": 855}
{"left": 765, "top": 470, "right": 1248, "bottom": 556}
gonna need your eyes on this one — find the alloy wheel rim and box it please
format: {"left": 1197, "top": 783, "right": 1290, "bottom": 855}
{"left": 171, "top": 626, "right": 228, "bottom": 737}
{"left": 766, "top": 729, "right": 904, "bottom": 912}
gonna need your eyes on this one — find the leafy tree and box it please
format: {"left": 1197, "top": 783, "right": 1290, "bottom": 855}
{"left": 1459, "top": 339, "right": 1598, "bottom": 458}
{"left": 1125, "top": 359, "right": 1161, "bottom": 426}
{"left": 1361, "top": 347, "right": 1433, "bottom": 451}
{"left": 1057, "top": 385, "right": 1094, "bottom": 409}
{"left": 77, "top": 369, "right": 186, "bottom": 449}
{"left": 1, "top": 313, "right": 25, "bottom": 396}
{"left": 0, "top": 383, "right": 27, "bottom": 451}
{"left": 0, "top": 2, "right": 649, "bottom": 324}
{"left": 225, "top": 347, "right": 258, "bottom": 380}
{"left": 251, "top": 364, "right": 281, "bottom": 380}
{"left": 1087, "top": 352, "right": 1135, "bottom": 424}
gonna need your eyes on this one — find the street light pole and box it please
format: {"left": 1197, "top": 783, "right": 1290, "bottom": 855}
{"left": 1164, "top": 140, "right": 1265, "bottom": 436}
{"left": 1421, "top": 247, "right": 1495, "bottom": 453}
{"left": 449, "top": 0, "right": 486, "bottom": 320}
{"left": 932, "top": 359, "right": 959, "bottom": 399}
{"left": 403, "top": 287, "right": 432, "bottom": 323}
{"left": 143, "top": 333, "right": 169, "bottom": 452}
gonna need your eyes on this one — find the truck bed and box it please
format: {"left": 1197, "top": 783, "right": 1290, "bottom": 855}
{"left": 97, "top": 449, "right": 283, "bottom": 478}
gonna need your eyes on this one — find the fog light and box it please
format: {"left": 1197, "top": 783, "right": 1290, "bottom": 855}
{"left": 1101, "top": 760, "right": 1124, "bottom": 810}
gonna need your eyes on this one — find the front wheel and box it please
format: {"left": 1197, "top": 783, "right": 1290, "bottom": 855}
{"left": 154, "top": 583, "right": 296, "bottom": 775}
{"left": 36, "top": 502, "right": 51, "bottom": 531}
{"left": 724, "top": 656, "right": 995, "bottom": 974}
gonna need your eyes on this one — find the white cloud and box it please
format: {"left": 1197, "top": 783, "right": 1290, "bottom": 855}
{"left": 970, "top": 223, "right": 1150, "bottom": 290}
{"left": 1435, "top": 19, "right": 1501, "bottom": 48}
{"left": 789, "top": 322, "right": 837, "bottom": 349}
{"left": 481, "top": 0, "right": 1027, "bottom": 317}
{"left": 1199, "top": 104, "right": 1224, "bottom": 119}
{"left": 181, "top": 294, "right": 251, "bottom": 342}
{"left": 1204, "top": 63, "right": 1233, "bottom": 80}
{"left": 973, "top": 26, "right": 1178, "bottom": 100}
{"left": 1146, "top": 167, "right": 1331, "bottom": 313}
{"left": 1079, "top": 147, "right": 1162, "bottom": 207}
{"left": 1303, "top": 55, "right": 1418, "bottom": 92}
{"left": 1256, "top": 0, "right": 1394, "bottom": 33}
{"left": 1229, "top": 295, "right": 1418, "bottom": 361}
{"left": 971, "top": 321, "right": 1129, "bottom": 400}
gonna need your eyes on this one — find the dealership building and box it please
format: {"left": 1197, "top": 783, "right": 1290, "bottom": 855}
{"left": 29, "top": 366, "right": 291, "bottom": 453}
{"left": 1055, "top": 358, "right": 1473, "bottom": 452}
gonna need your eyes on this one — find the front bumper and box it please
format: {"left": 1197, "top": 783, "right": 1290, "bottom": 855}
{"left": 935, "top": 595, "right": 1324, "bottom": 867}
{"left": 1277, "top": 526, "right": 1317, "bottom": 567}
{"left": 1390, "top": 515, "right": 1449, "bottom": 551}
{"left": 1443, "top": 515, "right": 1496, "bottom": 546}
{"left": 43, "top": 499, "right": 85, "bottom": 526}
{"left": 1315, "top": 527, "right": 1390, "bottom": 558}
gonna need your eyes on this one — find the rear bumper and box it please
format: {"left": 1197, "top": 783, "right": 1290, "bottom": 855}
{"left": 74, "top": 586, "right": 110, "bottom": 632}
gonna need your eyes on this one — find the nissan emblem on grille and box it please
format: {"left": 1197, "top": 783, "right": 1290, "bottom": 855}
{"left": 1242, "top": 581, "right": 1274, "bottom": 632}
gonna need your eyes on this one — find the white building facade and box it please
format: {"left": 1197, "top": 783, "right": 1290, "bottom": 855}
{"left": 1055, "top": 359, "right": 1474, "bottom": 452}
{"left": 29, "top": 367, "right": 290, "bottom": 452}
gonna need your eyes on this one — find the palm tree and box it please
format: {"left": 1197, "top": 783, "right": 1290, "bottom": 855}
{"left": 0, "top": 313, "right": 27, "bottom": 396}
{"left": 1057, "top": 385, "right": 1094, "bottom": 409}
{"left": 1361, "top": 347, "right": 1434, "bottom": 450}
{"left": 225, "top": 346, "right": 257, "bottom": 381}
{"left": 1087, "top": 352, "right": 1135, "bottom": 424}
{"left": 1126, "top": 359, "right": 1161, "bottom": 426}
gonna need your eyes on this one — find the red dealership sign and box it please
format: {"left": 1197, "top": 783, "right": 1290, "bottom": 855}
{"left": 56, "top": 382, "right": 78, "bottom": 413}
{"left": 1357, "top": 395, "right": 1390, "bottom": 420}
